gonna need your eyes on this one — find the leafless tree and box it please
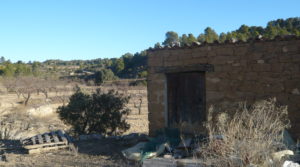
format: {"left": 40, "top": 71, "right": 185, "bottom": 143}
{"left": 133, "top": 97, "right": 143, "bottom": 115}
{"left": 15, "top": 76, "right": 37, "bottom": 106}
{"left": 1, "top": 77, "right": 17, "bottom": 94}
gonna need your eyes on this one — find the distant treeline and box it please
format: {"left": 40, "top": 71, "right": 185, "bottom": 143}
{"left": 158, "top": 17, "right": 300, "bottom": 47}
{"left": 1, "top": 17, "right": 299, "bottom": 82}
{"left": 43, "top": 51, "right": 148, "bottom": 79}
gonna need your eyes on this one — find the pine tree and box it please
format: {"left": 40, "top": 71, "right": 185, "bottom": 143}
{"left": 219, "top": 32, "right": 227, "bottom": 43}
{"left": 162, "top": 31, "right": 179, "bottom": 46}
{"left": 204, "top": 27, "right": 219, "bottom": 43}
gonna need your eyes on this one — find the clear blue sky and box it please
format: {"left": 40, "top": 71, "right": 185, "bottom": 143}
{"left": 0, "top": 0, "right": 299, "bottom": 62}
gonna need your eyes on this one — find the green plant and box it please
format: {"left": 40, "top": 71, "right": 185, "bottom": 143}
{"left": 57, "top": 87, "right": 130, "bottom": 136}
{"left": 94, "top": 69, "right": 117, "bottom": 85}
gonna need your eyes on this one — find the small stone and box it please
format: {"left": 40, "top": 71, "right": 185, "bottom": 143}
{"left": 232, "top": 63, "right": 241, "bottom": 66}
{"left": 163, "top": 154, "right": 173, "bottom": 159}
{"left": 213, "top": 134, "right": 225, "bottom": 140}
{"left": 282, "top": 160, "right": 300, "bottom": 167}
{"left": 207, "top": 77, "right": 220, "bottom": 83}
{"left": 272, "top": 150, "right": 294, "bottom": 161}
{"left": 292, "top": 88, "right": 300, "bottom": 95}
{"left": 257, "top": 60, "right": 264, "bottom": 64}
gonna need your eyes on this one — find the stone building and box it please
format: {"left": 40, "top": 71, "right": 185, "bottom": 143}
{"left": 147, "top": 36, "right": 300, "bottom": 139}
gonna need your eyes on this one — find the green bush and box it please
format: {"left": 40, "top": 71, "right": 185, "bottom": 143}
{"left": 94, "top": 69, "right": 117, "bottom": 85}
{"left": 57, "top": 87, "right": 130, "bottom": 136}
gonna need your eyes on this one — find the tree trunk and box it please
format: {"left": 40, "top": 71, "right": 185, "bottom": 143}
{"left": 24, "top": 93, "right": 31, "bottom": 106}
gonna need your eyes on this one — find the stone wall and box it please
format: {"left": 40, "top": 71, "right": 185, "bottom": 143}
{"left": 147, "top": 38, "right": 300, "bottom": 139}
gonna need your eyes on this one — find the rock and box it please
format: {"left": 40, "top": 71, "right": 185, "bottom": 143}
{"left": 213, "top": 134, "right": 225, "bottom": 140}
{"left": 257, "top": 60, "right": 265, "bottom": 64}
{"left": 292, "top": 88, "right": 300, "bottom": 95}
{"left": 163, "top": 154, "right": 173, "bottom": 159}
{"left": 272, "top": 150, "right": 294, "bottom": 161}
{"left": 282, "top": 161, "right": 300, "bottom": 167}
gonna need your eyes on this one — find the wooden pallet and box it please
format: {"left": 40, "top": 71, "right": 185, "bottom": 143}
{"left": 21, "top": 130, "right": 70, "bottom": 154}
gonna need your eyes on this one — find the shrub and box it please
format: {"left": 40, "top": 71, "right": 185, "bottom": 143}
{"left": 57, "top": 87, "right": 130, "bottom": 136}
{"left": 94, "top": 69, "right": 117, "bottom": 85}
{"left": 199, "top": 98, "right": 290, "bottom": 167}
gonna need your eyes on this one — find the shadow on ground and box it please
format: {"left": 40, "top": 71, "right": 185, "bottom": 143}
{"left": 74, "top": 138, "right": 139, "bottom": 165}
{"left": 0, "top": 139, "right": 27, "bottom": 154}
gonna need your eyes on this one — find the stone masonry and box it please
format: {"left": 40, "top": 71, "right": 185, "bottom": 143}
{"left": 147, "top": 36, "right": 300, "bottom": 139}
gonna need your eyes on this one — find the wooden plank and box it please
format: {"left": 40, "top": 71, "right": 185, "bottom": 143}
{"left": 37, "top": 134, "right": 44, "bottom": 144}
{"left": 57, "top": 130, "right": 68, "bottom": 143}
{"left": 24, "top": 141, "right": 67, "bottom": 149}
{"left": 31, "top": 137, "right": 36, "bottom": 145}
{"left": 28, "top": 145, "right": 69, "bottom": 154}
{"left": 21, "top": 139, "right": 30, "bottom": 145}
{"left": 51, "top": 131, "right": 60, "bottom": 143}
{"left": 44, "top": 134, "right": 51, "bottom": 143}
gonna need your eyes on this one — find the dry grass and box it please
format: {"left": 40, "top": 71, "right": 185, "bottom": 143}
{"left": 198, "top": 98, "right": 290, "bottom": 167}
{"left": 0, "top": 109, "right": 32, "bottom": 140}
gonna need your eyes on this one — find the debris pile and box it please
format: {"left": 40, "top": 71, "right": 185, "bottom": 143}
{"left": 120, "top": 129, "right": 300, "bottom": 167}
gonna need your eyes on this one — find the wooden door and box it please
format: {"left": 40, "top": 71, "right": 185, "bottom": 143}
{"left": 167, "top": 72, "right": 206, "bottom": 127}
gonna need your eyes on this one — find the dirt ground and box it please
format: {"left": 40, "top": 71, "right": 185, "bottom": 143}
{"left": 0, "top": 85, "right": 148, "bottom": 167}
{"left": 1, "top": 139, "right": 139, "bottom": 167}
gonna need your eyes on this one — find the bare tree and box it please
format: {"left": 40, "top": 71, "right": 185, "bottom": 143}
{"left": 1, "top": 77, "right": 17, "bottom": 94}
{"left": 15, "top": 76, "right": 37, "bottom": 106}
{"left": 133, "top": 97, "right": 143, "bottom": 115}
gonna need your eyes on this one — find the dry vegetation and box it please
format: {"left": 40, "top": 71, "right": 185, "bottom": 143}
{"left": 0, "top": 77, "right": 148, "bottom": 166}
{"left": 199, "top": 98, "right": 291, "bottom": 167}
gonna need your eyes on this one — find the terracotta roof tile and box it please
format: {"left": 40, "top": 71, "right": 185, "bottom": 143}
{"left": 148, "top": 35, "right": 300, "bottom": 52}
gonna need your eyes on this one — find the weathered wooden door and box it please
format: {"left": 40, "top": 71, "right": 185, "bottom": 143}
{"left": 167, "top": 72, "right": 206, "bottom": 127}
